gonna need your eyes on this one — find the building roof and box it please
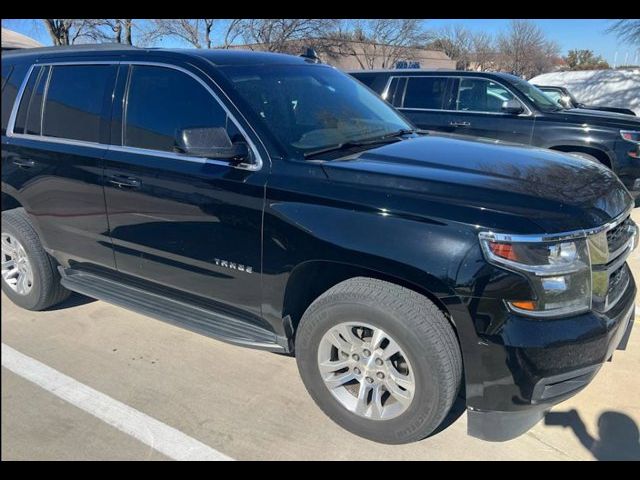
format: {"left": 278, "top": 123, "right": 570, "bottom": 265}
{"left": 1, "top": 28, "right": 43, "bottom": 50}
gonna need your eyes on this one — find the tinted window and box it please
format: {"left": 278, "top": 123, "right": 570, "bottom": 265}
{"left": 541, "top": 88, "right": 563, "bottom": 103}
{"left": 384, "top": 77, "right": 407, "bottom": 107}
{"left": 355, "top": 75, "right": 377, "bottom": 89}
{"left": 456, "top": 78, "right": 517, "bottom": 112}
{"left": 42, "top": 65, "right": 116, "bottom": 142}
{"left": 25, "top": 67, "right": 49, "bottom": 135}
{"left": 1, "top": 64, "right": 13, "bottom": 91}
{"left": 124, "top": 66, "right": 228, "bottom": 153}
{"left": 224, "top": 64, "right": 410, "bottom": 158}
{"left": 14, "top": 66, "right": 40, "bottom": 134}
{"left": 403, "top": 77, "right": 450, "bottom": 110}
{"left": 2, "top": 63, "right": 29, "bottom": 136}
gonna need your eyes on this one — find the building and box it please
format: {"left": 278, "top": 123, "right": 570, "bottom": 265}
{"left": 1, "top": 28, "right": 42, "bottom": 51}
{"left": 228, "top": 38, "right": 456, "bottom": 71}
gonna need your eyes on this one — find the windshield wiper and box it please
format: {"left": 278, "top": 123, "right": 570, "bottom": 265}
{"left": 303, "top": 129, "right": 419, "bottom": 159}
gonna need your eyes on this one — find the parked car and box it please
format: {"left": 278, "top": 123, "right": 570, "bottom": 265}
{"left": 2, "top": 46, "right": 637, "bottom": 444}
{"left": 535, "top": 84, "right": 637, "bottom": 116}
{"left": 350, "top": 69, "right": 640, "bottom": 204}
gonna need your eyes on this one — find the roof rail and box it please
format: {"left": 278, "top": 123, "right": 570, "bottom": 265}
{"left": 3, "top": 43, "right": 140, "bottom": 55}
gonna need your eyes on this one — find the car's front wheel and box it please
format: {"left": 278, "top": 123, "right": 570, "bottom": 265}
{"left": 295, "top": 277, "right": 462, "bottom": 444}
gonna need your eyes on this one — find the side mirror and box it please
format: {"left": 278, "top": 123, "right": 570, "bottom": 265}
{"left": 559, "top": 96, "right": 573, "bottom": 108}
{"left": 176, "top": 127, "right": 249, "bottom": 163}
{"left": 501, "top": 99, "right": 524, "bottom": 115}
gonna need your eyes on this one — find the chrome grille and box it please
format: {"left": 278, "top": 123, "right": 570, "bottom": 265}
{"left": 591, "top": 214, "right": 636, "bottom": 312}
{"left": 607, "top": 217, "right": 634, "bottom": 255}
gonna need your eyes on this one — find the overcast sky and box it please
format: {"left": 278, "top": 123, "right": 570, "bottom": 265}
{"left": 3, "top": 19, "right": 639, "bottom": 67}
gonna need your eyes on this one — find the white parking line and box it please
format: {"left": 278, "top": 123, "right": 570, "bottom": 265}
{"left": 1, "top": 343, "right": 233, "bottom": 461}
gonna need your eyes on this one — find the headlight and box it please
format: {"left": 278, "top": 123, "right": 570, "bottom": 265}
{"left": 479, "top": 233, "right": 591, "bottom": 318}
{"left": 620, "top": 130, "right": 640, "bottom": 144}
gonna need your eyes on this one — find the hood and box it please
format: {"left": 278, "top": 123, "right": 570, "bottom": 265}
{"left": 548, "top": 107, "right": 640, "bottom": 128}
{"left": 322, "top": 134, "right": 633, "bottom": 234}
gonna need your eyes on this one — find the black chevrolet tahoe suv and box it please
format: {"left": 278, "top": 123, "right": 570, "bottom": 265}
{"left": 2, "top": 46, "right": 637, "bottom": 444}
{"left": 350, "top": 69, "right": 640, "bottom": 204}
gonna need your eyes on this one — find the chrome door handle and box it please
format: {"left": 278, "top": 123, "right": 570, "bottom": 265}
{"left": 449, "top": 121, "right": 471, "bottom": 127}
{"left": 12, "top": 158, "right": 36, "bottom": 168}
{"left": 107, "top": 175, "right": 141, "bottom": 189}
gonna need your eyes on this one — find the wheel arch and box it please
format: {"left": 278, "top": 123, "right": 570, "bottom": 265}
{"left": 282, "top": 259, "right": 458, "bottom": 336}
{"left": 549, "top": 144, "right": 613, "bottom": 169}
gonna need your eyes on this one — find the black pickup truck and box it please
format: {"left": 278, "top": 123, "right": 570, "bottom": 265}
{"left": 2, "top": 46, "right": 637, "bottom": 444}
{"left": 350, "top": 69, "right": 640, "bottom": 204}
{"left": 534, "top": 84, "right": 637, "bottom": 116}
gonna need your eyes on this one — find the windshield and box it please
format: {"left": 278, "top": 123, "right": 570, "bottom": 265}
{"left": 512, "top": 79, "right": 562, "bottom": 112}
{"left": 220, "top": 64, "right": 412, "bottom": 158}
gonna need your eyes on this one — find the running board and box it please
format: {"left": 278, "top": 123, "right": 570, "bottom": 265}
{"left": 59, "top": 268, "right": 289, "bottom": 353}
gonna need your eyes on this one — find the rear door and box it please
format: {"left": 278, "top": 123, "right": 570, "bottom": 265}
{"left": 392, "top": 75, "right": 457, "bottom": 132}
{"left": 3, "top": 62, "right": 117, "bottom": 269}
{"left": 447, "top": 77, "right": 535, "bottom": 145}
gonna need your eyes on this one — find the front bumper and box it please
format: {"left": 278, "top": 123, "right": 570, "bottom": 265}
{"left": 450, "top": 274, "right": 636, "bottom": 441}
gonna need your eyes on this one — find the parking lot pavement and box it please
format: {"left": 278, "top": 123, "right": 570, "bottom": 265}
{"left": 2, "top": 210, "right": 639, "bottom": 461}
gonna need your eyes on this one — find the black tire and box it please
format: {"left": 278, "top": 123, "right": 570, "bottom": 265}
{"left": 295, "top": 277, "right": 462, "bottom": 444}
{"left": 1, "top": 208, "right": 70, "bottom": 310}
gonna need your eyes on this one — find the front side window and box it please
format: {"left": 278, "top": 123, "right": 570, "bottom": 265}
{"left": 402, "top": 77, "right": 450, "bottom": 110}
{"left": 511, "top": 79, "right": 561, "bottom": 112}
{"left": 456, "top": 78, "right": 518, "bottom": 113}
{"left": 540, "top": 88, "right": 563, "bottom": 104}
{"left": 124, "top": 65, "right": 229, "bottom": 153}
{"left": 221, "top": 64, "right": 411, "bottom": 158}
{"left": 42, "top": 65, "right": 117, "bottom": 142}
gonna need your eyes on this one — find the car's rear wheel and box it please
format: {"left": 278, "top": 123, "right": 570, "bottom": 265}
{"left": 1, "top": 208, "right": 70, "bottom": 310}
{"left": 295, "top": 277, "right": 462, "bottom": 444}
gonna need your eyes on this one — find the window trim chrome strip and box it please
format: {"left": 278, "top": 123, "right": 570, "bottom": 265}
{"left": 381, "top": 74, "right": 533, "bottom": 117}
{"left": 6, "top": 60, "right": 264, "bottom": 172}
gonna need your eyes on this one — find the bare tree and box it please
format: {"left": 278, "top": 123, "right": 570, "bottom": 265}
{"left": 427, "top": 25, "right": 473, "bottom": 70}
{"left": 79, "top": 19, "right": 134, "bottom": 45}
{"left": 226, "top": 19, "right": 340, "bottom": 53}
{"left": 496, "top": 20, "right": 560, "bottom": 78}
{"left": 471, "top": 32, "right": 495, "bottom": 71}
{"left": 607, "top": 20, "right": 640, "bottom": 46}
{"left": 328, "top": 19, "right": 428, "bottom": 69}
{"left": 143, "top": 19, "right": 216, "bottom": 48}
{"left": 41, "top": 19, "right": 89, "bottom": 46}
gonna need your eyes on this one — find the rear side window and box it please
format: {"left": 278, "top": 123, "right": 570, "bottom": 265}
{"left": 42, "top": 65, "right": 117, "bottom": 142}
{"left": 384, "top": 77, "right": 407, "bottom": 107}
{"left": 403, "top": 77, "right": 450, "bottom": 110}
{"left": 354, "top": 75, "right": 376, "bottom": 89}
{"left": 124, "top": 65, "right": 228, "bottom": 153}
{"left": 1, "top": 63, "right": 29, "bottom": 136}
{"left": 14, "top": 66, "right": 50, "bottom": 136}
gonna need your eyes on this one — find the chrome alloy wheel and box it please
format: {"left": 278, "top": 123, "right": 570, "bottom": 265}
{"left": 317, "top": 322, "right": 415, "bottom": 420}
{"left": 1, "top": 233, "right": 34, "bottom": 295}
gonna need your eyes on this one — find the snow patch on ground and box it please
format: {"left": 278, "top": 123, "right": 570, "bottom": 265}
{"left": 530, "top": 70, "right": 640, "bottom": 115}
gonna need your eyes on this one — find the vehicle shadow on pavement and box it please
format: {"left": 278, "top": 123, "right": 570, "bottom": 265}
{"left": 545, "top": 409, "right": 640, "bottom": 460}
{"left": 45, "top": 293, "right": 96, "bottom": 311}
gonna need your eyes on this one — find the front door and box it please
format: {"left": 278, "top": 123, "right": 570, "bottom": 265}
{"left": 103, "top": 63, "right": 266, "bottom": 318}
{"left": 447, "top": 77, "right": 535, "bottom": 145}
